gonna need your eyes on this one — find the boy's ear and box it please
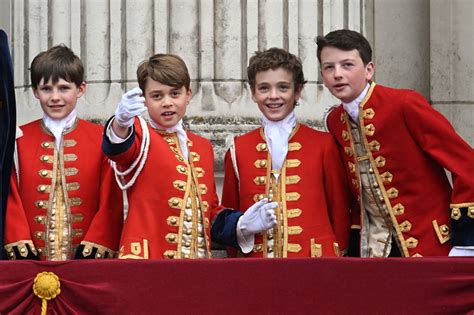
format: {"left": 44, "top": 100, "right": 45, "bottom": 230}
{"left": 365, "top": 62, "right": 375, "bottom": 81}
{"left": 295, "top": 86, "right": 302, "bottom": 101}
{"left": 77, "top": 81, "right": 86, "bottom": 98}
{"left": 186, "top": 88, "right": 192, "bottom": 105}
{"left": 32, "top": 88, "right": 40, "bottom": 99}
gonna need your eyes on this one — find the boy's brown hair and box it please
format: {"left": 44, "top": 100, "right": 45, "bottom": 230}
{"left": 30, "top": 44, "right": 84, "bottom": 88}
{"left": 316, "top": 29, "right": 372, "bottom": 65}
{"left": 247, "top": 47, "right": 307, "bottom": 92}
{"left": 137, "top": 54, "right": 190, "bottom": 92}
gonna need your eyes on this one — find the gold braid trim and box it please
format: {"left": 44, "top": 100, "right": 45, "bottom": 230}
{"left": 4, "top": 240, "right": 37, "bottom": 259}
{"left": 79, "top": 241, "right": 117, "bottom": 258}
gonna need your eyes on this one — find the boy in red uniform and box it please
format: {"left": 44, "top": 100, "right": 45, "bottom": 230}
{"left": 103, "top": 53, "right": 276, "bottom": 259}
{"left": 212, "top": 47, "right": 350, "bottom": 258}
{"left": 5, "top": 45, "right": 123, "bottom": 260}
{"left": 317, "top": 29, "right": 474, "bottom": 257}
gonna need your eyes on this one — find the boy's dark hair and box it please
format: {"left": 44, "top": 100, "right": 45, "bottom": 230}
{"left": 247, "top": 47, "right": 307, "bottom": 92}
{"left": 137, "top": 54, "right": 190, "bottom": 92}
{"left": 30, "top": 44, "right": 84, "bottom": 88}
{"left": 316, "top": 29, "right": 372, "bottom": 65}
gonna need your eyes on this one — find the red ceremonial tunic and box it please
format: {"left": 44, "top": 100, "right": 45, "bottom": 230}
{"left": 326, "top": 82, "right": 474, "bottom": 257}
{"left": 5, "top": 119, "right": 123, "bottom": 260}
{"left": 222, "top": 123, "right": 350, "bottom": 257}
{"left": 106, "top": 118, "right": 221, "bottom": 259}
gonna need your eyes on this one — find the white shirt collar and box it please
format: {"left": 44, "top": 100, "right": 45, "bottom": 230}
{"left": 342, "top": 83, "right": 370, "bottom": 122}
{"left": 150, "top": 119, "right": 189, "bottom": 160}
{"left": 42, "top": 108, "right": 77, "bottom": 150}
{"left": 261, "top": 111, "right": 296, "bottom": 172}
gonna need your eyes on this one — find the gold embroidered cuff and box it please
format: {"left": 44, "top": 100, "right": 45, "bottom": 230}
{"left": 79, "top": 241, "right": 116, "bottom": 258}
{"left": 4, "top": 240, "right": 37, "bottom": 259}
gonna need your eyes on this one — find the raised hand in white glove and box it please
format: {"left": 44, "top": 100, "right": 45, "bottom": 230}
{"left": 114, "top": 87, "right": 147, "bottom": 128}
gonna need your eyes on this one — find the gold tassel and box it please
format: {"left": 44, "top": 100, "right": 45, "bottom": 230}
{"left": 33, "top": 272, "right": 61, "bottom": 315}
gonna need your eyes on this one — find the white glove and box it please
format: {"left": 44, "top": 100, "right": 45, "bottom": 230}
{"left": 240, "top": 199, "right": 278, "bottom": 237}
{"left": 449, "top": 246, "right": 474, "bottom": 257}
{"left": 114, "top": 87, "right": 147, "bottom": 128}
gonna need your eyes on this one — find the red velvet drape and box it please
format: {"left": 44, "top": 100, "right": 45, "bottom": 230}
{"left": 0, "top": 258, "right": 473, "bottom": 314}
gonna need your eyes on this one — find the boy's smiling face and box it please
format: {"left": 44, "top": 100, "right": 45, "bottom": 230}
{"left": 33, "top": 78, "right": 85, "bottom": 120}
{"left": 144, "top": 78, "right": 191, "bottom": 128}
{"left": 252, "top": 67, "right": 301, "bottom": 122}
{"left": 320, "top": 46, "right": 374, "bottom": 103}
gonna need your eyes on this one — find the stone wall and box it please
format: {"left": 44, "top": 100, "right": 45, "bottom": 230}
{"left": 0, "top": 0, "right": 472, "bottom": 178}
{"left": 4, "top": 0, "right": 375, "bottom": 175}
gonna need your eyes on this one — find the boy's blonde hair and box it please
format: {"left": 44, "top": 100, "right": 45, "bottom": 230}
{"left": 137, "top": 54, "right": 190, "bottom": 92}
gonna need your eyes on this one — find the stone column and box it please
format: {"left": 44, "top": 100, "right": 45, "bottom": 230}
{"left": 373, "top": 0, "right": 430, "bottom": 98}
{"left": 430, "top": 0, "right": 474, "bottom": 145}
{"left": 5, "top": 0, "right": 373, "bottom": 175}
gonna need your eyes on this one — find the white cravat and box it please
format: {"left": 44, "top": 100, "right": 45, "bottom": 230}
{"left": 261, "top": 111, "right": 296, "bottom": 171}
{"left": 342, "top": 83, "right": 370, "bottom": 122}
{"left": 150, "top": 119, "right": 189, "bottom": 160}
{"left": 42, "top": 108, "right": 77, "bottom": 150}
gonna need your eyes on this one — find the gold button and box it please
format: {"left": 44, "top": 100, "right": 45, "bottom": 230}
{"left": 37, "top": 248, "right": 43, "bottom": 254}
{"left": 261, "top": 144, "right": 267, "bottom": 150}
{"left": 84, "top": 248, "right": 91, "bottom": 254}
{"left": 268, "top": 247, "right": 273, "bottom": 253}
{"left": 50, "top": 223, "right": 55, "bottom": 230}
{"left": 184, "top": 254, "right": 190, "bottom": 258}
{"left": 40, "top": 170, "right": 48, "bottom": 176}
{"left": 9, "top": 251, "right": 14, "bottom": 257}
{"left": 178, "top": 182, "right": 185, "bottom": 189}
{"left": 369, "top": 168, "right": 374, "bottom": 173}
{"left": 259, "top": 160, "right": 267, "bottom": 167}
{"left": 43, "top": 142, "right": 50, "bottom": 148}
{"left": 49, "top": 235, "right": 55, "bottom": 242}
{"left": 169, "top": 217, "right": 177, "bottom": 224}
{"left": 171, "top": 199, "right": 179, "bottom": 206}
{"left": 185, "top": 216, "right": 192, "bottom": 222}
{"left": 50, "top": 249, "right": 55, "bottom": 255}
{"left": 184, "top": 241, "right": 191, "bottom": 247}
{"left": 96, "top": 253, "right": 102, "bottom": 258}
{"left": 168, "top": 234, "right": 176, "bottom": 242}
{"left": 38, "top": 201, "right": 45, "bottom": 208}
{"left": 165, "top": 137, "right": 172, "bottom": 143}
{"left": 42, "top": 156, "right": 49, "bottom": 162}
{"left": 470, "top": 209, "right": 474, "bottom": 216}
{"left": 441, "top": 226, "right": 449, "bottom": 234}
{"left": 373, "top": 182, "right": 379, "bottom": 188}
{"left": 20, "top": 247, "right": 26, "bottom": 253}
{"left": 39, "top": 185, "right": 46, "bottom": 192}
